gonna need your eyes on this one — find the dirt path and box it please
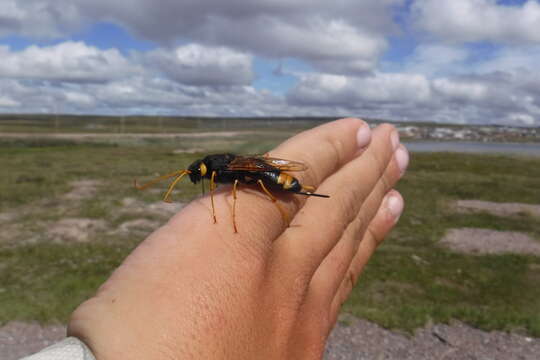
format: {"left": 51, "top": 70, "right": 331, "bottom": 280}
{"left": 2, "top": 319, "right": 538, "bottom": 360}
{"left": 325, "top": 317, "right": 540, "bottom": 360}
{"left": 0, "top": 131, "right": 254, "bottom": 139}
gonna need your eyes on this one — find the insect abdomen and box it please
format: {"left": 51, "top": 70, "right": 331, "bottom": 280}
{"left": 263, "top": 171, "right": 301, "bottom": 192}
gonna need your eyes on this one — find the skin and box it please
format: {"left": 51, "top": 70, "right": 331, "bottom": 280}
{"left": 68, "top": 118, "right": 409, "bottom": 360}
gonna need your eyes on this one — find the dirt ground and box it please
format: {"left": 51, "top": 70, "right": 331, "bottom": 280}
{"left": 325, "top": 316, "right": 540, "bottom": 360}
{"left": 440, "top": 200, "right": 540, "bottom": 255}
{"left": 1, "top": 318, "right": 539, "bottom": 360}
{"left": 455, "top": 200, "right": 540, "bottom": 218}
{"left": 1, "top": 131, "right": 252, "bottom": 140}
{"left": 0, "top": 180, "right": 183, "bottom": 245}
{"left": 440, "top": 228, "right": 540, "bottom": 255}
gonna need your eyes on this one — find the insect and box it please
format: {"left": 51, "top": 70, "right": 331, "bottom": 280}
{"left": 134, "top": 153, "right": 329, "bottom": 232}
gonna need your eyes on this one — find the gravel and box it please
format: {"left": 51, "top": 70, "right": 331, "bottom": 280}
{"left": 0, "top": 322, "right": 65, "bottom": 360}
{"left": 2, "top": 319, "right": 539, "bottom": 360}
{"left": 324, "top": 317, "right": 540, "bottom": 360}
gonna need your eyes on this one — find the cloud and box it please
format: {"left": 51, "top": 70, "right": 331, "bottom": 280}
{"left": 286, "top": 69, "right": 540, "bottom": 125}
{"left": 0, "top": 0, "right": 402, "bottom": 74}
{"left": 0, "top": 61, "right": 282, "bottom": 116}
{"left": 0, "top": 0, "right": 84, "bottom": 38}
{"left": 412, "top": 0, "right": 540, "bottom": 44}
{"left": 432, "top": 78, "right": 488, "bottom": 101}
{"left": 143, "top": 44, "right": 254, "bottom": 86}
{"left": 287, "top": 72, "right": 431, "bottom": 107}
{"left": 402, "top": 44, "right": 470, "bottom": 76}
{"left": 473, "top": 45, "right": 540, "bottom": 73}
{"left": 0, "top": 0, "right": 539, "bottom": 126}
{"left": 0, "top": 42, "right": 139, "bottom": 83}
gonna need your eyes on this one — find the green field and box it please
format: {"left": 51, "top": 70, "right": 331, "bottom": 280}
{"left": 1, "top": 126, "right": 539, "bottom": 336}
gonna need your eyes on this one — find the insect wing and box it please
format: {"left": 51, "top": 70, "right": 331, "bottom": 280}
{"left": 262, "top": 156, "right": 308, "bottom": 171}
{"left": 226, "top": 155, "right": 308, "bottom": 172}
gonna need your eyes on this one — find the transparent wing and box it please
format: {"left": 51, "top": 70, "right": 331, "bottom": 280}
{"left": 226, "top": 155, "right": 308, "bottom": 172}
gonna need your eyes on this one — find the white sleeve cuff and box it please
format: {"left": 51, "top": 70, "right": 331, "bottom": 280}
{"left": 20, "top": 337, "right": 96, "bottom": 360}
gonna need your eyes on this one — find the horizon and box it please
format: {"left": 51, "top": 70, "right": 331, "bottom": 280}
{"left": 2, "top": 113, "right": 539, "bottom": 129}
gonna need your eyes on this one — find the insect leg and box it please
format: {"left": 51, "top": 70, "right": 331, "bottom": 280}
{"left": 257, "top": 179, "right": 289, "bottom": 226}
{"left": 302, "top": 185, "right": 316, "bottom": 192}
{"left": 163, "top": 171, "right": 190, "bottom": 203}
{"left": 232, "top": 179, "right": 239, "bottom": 233}
{"left": 210, "top": 171, "right": 217, "bottom": 223}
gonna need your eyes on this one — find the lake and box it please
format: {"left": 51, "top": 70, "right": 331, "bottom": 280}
{"left": 404, "top": 141, "right": 540, "bottom": 156}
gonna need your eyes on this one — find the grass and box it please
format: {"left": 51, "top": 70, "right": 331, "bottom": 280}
{"left": 0, "top": 114, "right": 331, "bottom": 134}
{"left": 344, "top": 152, "right": 540, "bottom": 335}
{"left": 0, "top": 136, "right": 539, "bottom": 336}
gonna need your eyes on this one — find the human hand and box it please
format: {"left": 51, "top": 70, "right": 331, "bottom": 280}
{"left": 68, "top": 118, "right": 409, "bottom": 359}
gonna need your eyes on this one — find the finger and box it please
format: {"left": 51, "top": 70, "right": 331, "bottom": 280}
{"left": 308, "top": 145, "right": 408, "bottom": 309}
{"left": 270, "top": 117, "right": 371, "bottom": 190}
{"left": 329, "top": 190, "right": 404, "bottom": 322}
{"left": 273, "top": 124, "right": 398, "bottom": 276}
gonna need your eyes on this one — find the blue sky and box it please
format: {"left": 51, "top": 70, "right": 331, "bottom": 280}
{"left": 0, "top": 0, "right": 539, "bottom": 125}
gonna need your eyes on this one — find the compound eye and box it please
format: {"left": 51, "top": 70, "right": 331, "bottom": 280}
{"left": 199, "top": 162, "right": 207, "bottom": 177}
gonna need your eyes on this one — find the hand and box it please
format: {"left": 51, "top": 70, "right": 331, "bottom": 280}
{"left": 68, "top": 118, "right": 409, "bottom": 360}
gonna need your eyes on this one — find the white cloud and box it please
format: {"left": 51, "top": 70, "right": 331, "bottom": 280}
{"left": 473, "top": 45, "right": 540, "bottom": 73}
{"left": 0, "top": 42, "right": 139, "bottom": 83}
{"left": 403, "top": 44, "right": 470, "bottom": 76}
{"left": 0, "top": 0, "right": 402, "bottom": 74}
{"left": 288, "top": 72, "right": 431, "bottom": 106}
{"left": 412, "top": 0, "right": 540, "bottom": 44}
{"left": 508, "top": 113, "right": 535, "bottom": 125}
{"left": 208, "top": 16, "right": 388, "bottom": 73}
{"left": 432, "top": 78, "right": 488, "bottom": 101}
{"left": 285, "top": 68, "right": 540, "bottom": 125}
{"left": 144, "top": 44, "right": 254, "bottom": 86}
{"left": 0, "top": 96, "right": 19, "bottom": 107}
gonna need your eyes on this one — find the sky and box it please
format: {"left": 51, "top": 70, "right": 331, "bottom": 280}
{"left": 0, "top": 0, "right": 540, "bottom": 126}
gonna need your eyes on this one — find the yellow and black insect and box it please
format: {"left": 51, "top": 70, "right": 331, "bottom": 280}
{"left": 134, "top": 153, "right": 329, "bottom": 232}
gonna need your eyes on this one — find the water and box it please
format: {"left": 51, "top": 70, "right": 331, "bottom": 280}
{"left": 403, "top": 141, "right": 540, "bottom": 156}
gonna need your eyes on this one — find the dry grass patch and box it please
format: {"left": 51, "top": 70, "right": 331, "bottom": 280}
{"left": 48, "top": 218, "right": 107, "bottom": 243}
{"left": 440, "top": 228, "right": 540, "bottom": 255}
{"left": 62, "top": 180, "right": 101, "bottom": 201}
{"left": 455, "top": 200, "right": 540, "bottom": 218}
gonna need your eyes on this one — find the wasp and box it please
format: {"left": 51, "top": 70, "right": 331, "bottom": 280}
{"left": 134, "top": 153, "right": 329, "bottom": 232}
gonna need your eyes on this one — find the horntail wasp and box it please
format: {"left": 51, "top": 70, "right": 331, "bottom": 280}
{"left": 134, "top": 153, "right": 329, "bottom": 233}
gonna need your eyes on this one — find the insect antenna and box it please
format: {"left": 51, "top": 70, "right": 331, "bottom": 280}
{"left": 134, "top": 170, "right": 189, "bottom": 190}
{"left": 296, "top": 191, "right": 330, "bottom": 198}
{"left": 163, "top": 171, "right": 191, "bottom": 202}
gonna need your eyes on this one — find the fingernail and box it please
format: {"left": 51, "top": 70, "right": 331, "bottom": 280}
{"left": 386, "top": 193, "right": 404, "bottom": 223}
{"left": 395, "top": 145, "right": 409, "bottom": 175}
{"left": 356, "top": 124, "right": 371, "bottom": 149}
{"left": 391, "top": 130, "right": 400, "bottom": 151}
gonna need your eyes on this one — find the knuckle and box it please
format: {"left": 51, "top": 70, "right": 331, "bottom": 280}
{"left": 354, "top": 207, "right": 370, "bottom": 235}
{"left": 306, "top": 133, "right": 345, "bottom": 186}
{"left": 379, "top": 170, "right": 393, "bottom": 193}
{"left": 367, "top": 146, "right": 389, "bottom": 179}
{"left": 366, "top": 224, "right": 383, "bottom": 247}
{"left": 328, "top": 252, "right": 350, "bottom": 277}
{"left": 379, "top": 122, "right": 397, "bottom": 133}
{"left": 334, "top": 193, "right": 359, "bottom": 229}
